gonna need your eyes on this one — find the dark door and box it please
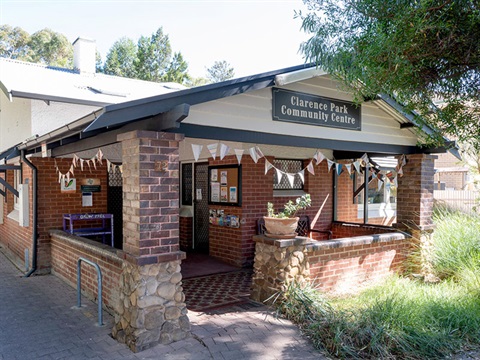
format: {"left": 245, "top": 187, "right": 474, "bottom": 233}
{"left": 108, "top": 169, "right": 123, "bottom": 249}
{"left": 194, "top": 163, "right": 209, "bottom": 253}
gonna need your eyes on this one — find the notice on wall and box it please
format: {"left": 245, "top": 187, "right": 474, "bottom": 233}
{"left": 61, "top": 178, "right": 76, "bottom": 193}
{"left": 80, "top": 178, "right": 101, "bottom": 193}
{"left": 82, "top": 192, "right": 93, "bottom": 207}
{"left": 208, "top": 165, "right": 241, "bottom": 206}
{"left": 211, "top": 182, "right": 220, "bottom": 202}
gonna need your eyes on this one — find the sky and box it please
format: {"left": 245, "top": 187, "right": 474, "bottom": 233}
{"left": 0, "top": 0, "right": 311, "bottom": 79}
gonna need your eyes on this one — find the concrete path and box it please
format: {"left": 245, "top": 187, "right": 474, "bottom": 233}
{"left": 0, "top": 250, "right": 326, "bottom": 360}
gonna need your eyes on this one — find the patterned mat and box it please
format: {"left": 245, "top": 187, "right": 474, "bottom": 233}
{"left": 183, "top": 269, "right": 253, "bottom": 312}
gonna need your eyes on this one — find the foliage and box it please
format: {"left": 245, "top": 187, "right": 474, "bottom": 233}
{"left": 297, "top": 0, "right": 480, "bottom": 148}
{"left": 276, "top": 276, "right": 480, "bottom": 359}
{"left": 103, "top": 37, "right": 138, "bottom": 78}
{"left": 135, "top": 27, "right": 172, "bottom": 82}
{"left": 206, "top": 60, "right": 235, "bottom": 83}
{"left": 267, "top": 194, "right": 311, "bottom": 218}
{"left": 0, "top": 25, "right": 72, "bottom": 67}
{"left": 164, "top": 52, "right": 191, "bottom": 84}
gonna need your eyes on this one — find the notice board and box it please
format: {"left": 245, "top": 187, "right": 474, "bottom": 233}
{"left": 208, "top": 165, "right": 241, "bottom": 206}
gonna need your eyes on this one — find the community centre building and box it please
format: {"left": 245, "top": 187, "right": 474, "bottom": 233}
{"left": 0, "top": 39, "right": 456, "bottom": 351}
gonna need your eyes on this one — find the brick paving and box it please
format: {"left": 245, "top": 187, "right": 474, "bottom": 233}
{"left": 0, "top": 250, "right": 326, "bottom": 360}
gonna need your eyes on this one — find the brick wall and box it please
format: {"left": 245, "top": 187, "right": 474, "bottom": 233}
{"left": 50, "top": 230, "right": 122, "bottom": 312}
{"left": 308, "top": 238, "right": 410, "bottom": 292}
{"left": 331, "top": 222, "right": 395, "bottom": 238}
{"left": 179, "top": 216, "right": 193, "bottom": 251}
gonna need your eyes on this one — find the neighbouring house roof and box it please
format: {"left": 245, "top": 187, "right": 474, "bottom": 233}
{"left": 0, "top": 58, "right": 186, "bottom": 107}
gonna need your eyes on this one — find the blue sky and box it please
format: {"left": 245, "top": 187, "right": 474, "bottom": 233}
{"left": 0, "top": 0, "right": 310, "bottom": 78}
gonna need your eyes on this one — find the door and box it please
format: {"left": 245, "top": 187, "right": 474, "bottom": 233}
{"left": 194, "top": 163, "right": 209, "bottom": 253}
{"left": 107, "top": 169, "right": 123, "bottom": 249}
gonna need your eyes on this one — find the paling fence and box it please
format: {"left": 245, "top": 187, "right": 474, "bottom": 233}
{"left": 434, "top": 190, "right": 480, "bottom": 215}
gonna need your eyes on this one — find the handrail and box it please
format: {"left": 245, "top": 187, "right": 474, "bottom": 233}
{"left": 77, "top": 257, "right": 103, "bottom": 326}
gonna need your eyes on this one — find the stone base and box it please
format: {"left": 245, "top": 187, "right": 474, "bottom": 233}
{"left": 112, "top": 260, "right": 190, "bottom": 352}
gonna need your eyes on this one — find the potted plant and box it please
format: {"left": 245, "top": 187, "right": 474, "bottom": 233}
{"left": 263, "top": 194, "right": 312, "bottom": 238}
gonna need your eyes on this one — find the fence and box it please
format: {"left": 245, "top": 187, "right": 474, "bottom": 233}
{"left": 434, "top": 190, "right": 479, "bottom": 215}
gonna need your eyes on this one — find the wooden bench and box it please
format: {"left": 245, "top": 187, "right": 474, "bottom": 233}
{"left": 257, "top": 215, "right": 332, "bottom": 240}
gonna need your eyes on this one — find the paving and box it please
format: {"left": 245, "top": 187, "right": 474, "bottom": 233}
{"left": 0, "top": 251, "right": 326, "bottom": 360}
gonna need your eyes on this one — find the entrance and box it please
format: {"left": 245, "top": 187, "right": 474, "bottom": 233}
{"left": 193, "top": 163, "right": 209, "bottom": 253}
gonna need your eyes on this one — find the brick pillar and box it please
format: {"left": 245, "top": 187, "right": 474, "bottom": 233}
{"left": 396, "top": 154, "right": 436, "bottom": 278}
{"left": 112, "top": 130, "right": 190, "bottom": 352}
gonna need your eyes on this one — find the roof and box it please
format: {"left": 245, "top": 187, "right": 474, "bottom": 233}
{"left": 0, "top": 58, "right": 185, "bottom": 107}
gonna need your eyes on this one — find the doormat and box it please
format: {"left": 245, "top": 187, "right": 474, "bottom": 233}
{"left": 183, "top": 269, "right": 253, "bottom": 312}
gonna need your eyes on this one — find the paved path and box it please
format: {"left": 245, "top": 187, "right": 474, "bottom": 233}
{"left": 0, "top": 251, "right": 325, "bottom": 360}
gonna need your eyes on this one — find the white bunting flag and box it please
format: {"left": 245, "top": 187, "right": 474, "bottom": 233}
{"left": 327, "top": 159, "right": 335, "bottom": 172}
{"left": 62, "top": 174, "right": 66, "bottom": 184}
{"left": 315, "top": 150, "right": 326, "bottom": 165}
{"left": 119, "top": 165, "right": 123, "bottom": 174}
{"left": 234, "top": 148, "right": 244, "bottom": 165}
{"left": 107, "top": 159, "right": 111, "bottom": 172}
{"left": 191, "top": 144, "right": 203, "bottom": 162}
{"left": 255, "top": 146, "right": 264, "bottom": 160}
{"left": 219, "top": 143, "right": 230, "bottom": 160}
{"left": 69, "top": 165, "right": 74, "bottom": 177}
{"left": 298, "top": 169, "right": 305, "bottom": 184}
{"left": 345, "top": 163, "right": 352, "bottom": 175}
{"left": 265, "top": 159, "right": 273, "bottom": 174}
{"left": 58, "top": 172, "right": 62, "bottom": 184}
{"left": 393, "top": 174, "right": 398, "bottom": 187}
{"left": 336, "top": 163, "right": 343, "bottom": 175}
{"left": 97, "top": 149, "right": 104, "bottom": 164}
{"left": 86, "top": 159, "right": 92, "bottom": 172}
{"left": 92, "top": 159, "right": 97, "bottom": 170}
{"left": 207, "top": 143, "right": 218, "bottom": 160}
{"left": 275, "top": 168, "right": 283, "bottom": 184}
{"left": 80, "top": 159, "right": 84, "bottom": 171}
{"left": 249, "top": 147, "right": 259, "bottom": 163}
{"left": 360, "top": 153, "right": 369, "bottom": 164}
{"left": 353, "top": 160, "right": 361, "bottom": 174}
{"left": 66, "top": 172, "right": 70, "bottom": 182}
{"left": 307, "top": 161, "right": 315, "bottom": 175}
{"left": 72, "top": 155, "right": 77, "bottom": 168}
{"left": 286, "top": 173, "right": 295, "bottom": 188}
{"left": 377, "top": 176, "right": 384, "bottom": 191}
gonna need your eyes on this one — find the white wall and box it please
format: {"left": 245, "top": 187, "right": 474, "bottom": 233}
{"left": 0, "top": 93, "right": 31, "bottom": 150}
{"left": 184, "top": 75, "right": 419, "bottom": 147}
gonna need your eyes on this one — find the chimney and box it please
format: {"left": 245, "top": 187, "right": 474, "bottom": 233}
{"left": 73, "top": 37, "right": 96, "bottom": 74}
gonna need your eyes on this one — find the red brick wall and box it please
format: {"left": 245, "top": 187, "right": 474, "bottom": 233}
{"left": 50, "top": 231, "right": 122, "bottom": 312}
{"left": 331, "top": 222, "right": 395, "bottom": 238}
{"left": 179, "top": 216, "right": 193, "bottom": 251}
{"left": 0, "top": 157, "right": 108, "bottom": 272}
{"left": 308, "top": 239, "right": 410, "bottom": 292}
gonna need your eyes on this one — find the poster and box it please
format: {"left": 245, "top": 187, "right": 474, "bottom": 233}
{"left": 211, "top": 182, "right": 220, "bottom": 202}
{"left": 229, "top": 187, "right": 237, "bottom": 202}
{"left": 61, "top": 178, "right": 76, "bottom": 193}
{"left": 210, "top": 169, "right": 218, "bottom": 182}
{"left": 220, "top": 171, "right": 228, "bottom": 185}
{"left": 220, "top": 186, "right": 228, "bottom": 202}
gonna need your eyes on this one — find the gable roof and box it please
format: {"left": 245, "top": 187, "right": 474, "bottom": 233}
{"left": 0, "top": 58, "right": 185, "bottom": 107}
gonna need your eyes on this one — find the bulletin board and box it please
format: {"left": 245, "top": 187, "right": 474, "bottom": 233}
{"left": 208, "top": 165, "right": 242, "bottom": 206}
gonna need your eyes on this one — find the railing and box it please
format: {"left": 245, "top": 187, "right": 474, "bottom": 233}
{"left": 434, "top": 190, "right": 479, "bottom": 215}
{"left": 77, "top": 257, "right": 103, "bottom": 326}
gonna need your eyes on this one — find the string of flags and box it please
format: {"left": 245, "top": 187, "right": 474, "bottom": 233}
{"left": 54, "top": 149, "right": 122, "bottom": 184}
{"left": 191, "top": 142, "right": 408, "bottom": 189}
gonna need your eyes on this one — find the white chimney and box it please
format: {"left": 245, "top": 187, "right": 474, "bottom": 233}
{"left": 73, "top": 37, "right": 96, "bottom": 74}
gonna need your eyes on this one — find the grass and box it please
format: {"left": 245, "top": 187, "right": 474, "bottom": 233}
{"left": 274, "top": 208, "right": 480, "bottom": 359}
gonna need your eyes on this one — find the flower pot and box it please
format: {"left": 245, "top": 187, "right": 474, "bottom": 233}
{"left": 263, "top": 216, "right": 299, "bottom": 238}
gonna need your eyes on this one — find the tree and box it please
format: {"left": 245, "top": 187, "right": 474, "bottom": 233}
{"left": 26, "top": 28, "right": 73, "bottom": 68}
{"left": 297, "top": 1, "right": 480, "bottom": 148}
{"left": 0, "top": 25, "right": 30, "bottom": 59}
{"left": 206, "top": 60, "right": 235, "bottom": 83}
{"left": 135, "top": 27, "right": 172, "bottom": 82}
{"left": 164, "top": 52, "right": 190, "bottom": 84}
{"left": 104, "top": 37, "right": 137, "bottom": 78}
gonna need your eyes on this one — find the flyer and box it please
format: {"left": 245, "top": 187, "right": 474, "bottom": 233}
{"left": 220, "top": 186, "right": 228, "bottom": 202}
{"left": 229, "top": 186, "right": 237, "bottom": 202}
{"left": 211, "top": 182, "right": 220, "bottom": 202}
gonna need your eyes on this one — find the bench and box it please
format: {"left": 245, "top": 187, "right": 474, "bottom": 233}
{"left": 257, "top": 215, "right": 332, "bottom": 240}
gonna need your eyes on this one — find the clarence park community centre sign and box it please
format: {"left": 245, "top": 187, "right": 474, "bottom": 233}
{"left": 272, "top": 88, "right": 361, "bottom": 131}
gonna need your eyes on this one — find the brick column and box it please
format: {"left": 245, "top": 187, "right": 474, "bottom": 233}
{"left": 396, "top": 154, "right": 437, "bottom": 279}
{"left": 112, "top": 130, "right": 190, "bottom": 352}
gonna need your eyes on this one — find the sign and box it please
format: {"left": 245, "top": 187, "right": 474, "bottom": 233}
{"left": 61, "top": 178, "right": 76, "bottom": 193}
{"left": 80, "top": 178, "right": 101, "bottom": 193}
{"left": 272, "top": 88, "right": 361, "bottom": 131}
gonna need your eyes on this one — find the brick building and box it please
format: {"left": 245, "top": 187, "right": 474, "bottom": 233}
{"left": 0, "top": 64, "right": 449, "bottom": 351}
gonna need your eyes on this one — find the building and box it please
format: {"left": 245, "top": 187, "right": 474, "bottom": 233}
{"left": 0, "top": 62, "right": 450, "bottom": 351}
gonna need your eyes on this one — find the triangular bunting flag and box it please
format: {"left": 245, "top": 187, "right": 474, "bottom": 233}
{"left": 353, "top": 160, "right": 361, "bottom": 174}
{"left": 69, "top": 165, "right": 74, "bottom": 177}
{"left": 80, "top": 159, "right": 84, "bottom": 171}
{"left": 255, "top": 146, "right": 264, "bottom": 160}
{"left": 307, "top": 161, "right": 315, "bottom": 175}
{"left": 327, "top": 159, "right": 335, "bottom": 172}
{"left": 58, "top": 172, "right": 62, "bottom": 184}
{"left": 265, "top": 159, "right": 273, "bottom": 175}
{"left": 207, "top": 143, "right": 218, "bottom": 160}
{"left": 249, "top": 147, "right": 259, "bottom": 163}
{"left": 66, "top": 172, "right": 70, "bottom": 182}
{"left": 92, "top": 159, "right": 97, "bottom": 170}
{"left": 119, "top": 165, "right": 123, "bottom": 174}
{"left": 298, "top": 169, "right": 305, "bottom": 184}
{"left": 97, "top": 149, "right": 104, "bottom": 164}
{"left": 360, "top": 153, "right": 369, "bottom": 164}
{"left": 286, "top": 173, "right": 295, "bottom": 188}
{"left": 234, "top": 148, "right": 244, "bottom": 165}
{"left": 275, "top": 168, "right": 283, "bottom": 184}
{"left": 315, "top": 150, "right": 326, "bottom": 165}
{"left": 219, "top": 143, "right": 230, "bottom": 160}
{"left": 191, "top": 144, "right": 203, "bottom": 162}
{"left": 61, "top": 174, "right": 66, "bottom": 184}
{"left": 377, "top": 177, "right": 384, "bottom": 191}
{"left": 336, "top": 163, "right": 343, "bottom": 175}
{"left": 345, "top": 163, "right": 352, "bottom": 175}
{"left": 107, "top": 159, "right": 111, "bottom": 172}
{"left": 72, "top": 155, "right": 77, "bottom": 168}
{"left": 86, "top": 159, "right": 92, "bottom": 172}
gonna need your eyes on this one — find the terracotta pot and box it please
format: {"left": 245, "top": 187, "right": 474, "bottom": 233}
{"left": 263, "top": 216, "right": 299, "bottom": 237}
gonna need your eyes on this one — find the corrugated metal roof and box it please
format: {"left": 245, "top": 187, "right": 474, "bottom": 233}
{"left": 0, "top": 58, "right": 185, "bottom": 106}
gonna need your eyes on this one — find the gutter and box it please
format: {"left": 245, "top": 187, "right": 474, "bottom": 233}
{"left": 21, "top": 151, "right": 38, "bottom": 277}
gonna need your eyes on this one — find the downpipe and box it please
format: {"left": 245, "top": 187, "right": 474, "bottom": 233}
{"left": 21, "top": 151, "right": 38, "bottom": 277}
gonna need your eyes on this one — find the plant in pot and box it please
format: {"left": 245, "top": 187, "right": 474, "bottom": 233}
{"left": 263, "top": 194, "right": 312, "bottom": 238}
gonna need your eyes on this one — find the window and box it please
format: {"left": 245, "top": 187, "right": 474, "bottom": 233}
{"left": 273, "top": 159, "right": 304, "bottom": 190}
{"left": 13, "top": 166, "right": 21, "bottom": 210}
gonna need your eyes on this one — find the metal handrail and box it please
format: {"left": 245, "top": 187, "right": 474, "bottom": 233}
{"left": 77, "top": 257, "right": 103, "bottom": 326}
